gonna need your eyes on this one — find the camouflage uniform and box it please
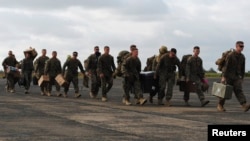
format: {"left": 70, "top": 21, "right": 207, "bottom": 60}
{"left": 148, "top": 46, "right": 168, "bottom": 103}
{"left": 2, "top": 54, "right": 19, "bottom": 92}
{"left": 62, "top": 56, "right": 85, "bottom": 97}
{"left": 121, "top": 55, "right": 147, "bottom": 105}
{"left": 86, "top": 52, "right": 101, "bottom": 97}
{"left": 34, "top": 55, "right": 49, "bottom": 94}
{"left": 45, "top": 57, "right": 62, "bottom": 96}
{"left": 21, "top": 55, "right": 34, "bottom": 93}
{"left": 97, "top": 53, "right": 116, "bottom": 99}
{"left": 155, "top": 52, "right": 181, "bottom": 105}
{"left": 220, "top": 47, "right": 250, "bottom": 112}
{"left": 185, "top": 55, "right": 209, "bottom": 106}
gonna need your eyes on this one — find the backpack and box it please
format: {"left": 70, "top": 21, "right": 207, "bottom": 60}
{"left": 143, "top": 55, "right": 156, "bottom": 71}
{"left": 115, "top": 50, "right": 130, "bottom": 77}
{"left": 215, "top": 49, "right": 234, "bottom": 71}
{"left": 180, "top": 54, "right": 192, "bottom": 76}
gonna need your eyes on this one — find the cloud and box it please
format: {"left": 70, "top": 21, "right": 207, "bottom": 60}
{"left": 1, "top": 0, "right": 250, "bottom": 71}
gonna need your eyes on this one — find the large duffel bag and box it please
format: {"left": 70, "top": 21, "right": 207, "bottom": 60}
{"left": 211, "top": 82, "right": 233, "bottom": 99}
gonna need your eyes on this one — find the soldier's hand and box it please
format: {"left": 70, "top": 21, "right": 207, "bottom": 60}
{"left": 221, "top": 77, "right": 226, "bottom": 84}
{"left": 100, "top": 73, "right": 104, "bottom": 78}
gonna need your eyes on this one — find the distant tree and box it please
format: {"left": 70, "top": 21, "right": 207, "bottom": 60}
{"left": 207, "top": 68, "right": 217, "bottom": 73}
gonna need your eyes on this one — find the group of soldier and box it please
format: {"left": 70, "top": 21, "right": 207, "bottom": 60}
{"left": 2, "top": 41, "right": 250, "bottom": 112}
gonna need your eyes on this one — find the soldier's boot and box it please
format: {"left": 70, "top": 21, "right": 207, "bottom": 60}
{"left": 56, "top": 91, "right": 62, "bottom": 97}
{"left": 217, "top": 104, "right": 226, "bottom": 112}
{"left": 139, "top": 98, "right": 147, "bottom": 106}
{"left": 102, "top": 96, "right": 108, "bottom": 102}
{"left": 47, "top": 92, "right": 51, "bottom": 97}
{"left": 148, "top": 96, "right": 153, "bottom": 104}
{"left": 135, "top": 99, "right": 140, "bottom": 105}
{"left": 25, "top": 89, "right": 29, "bottom": 94}
{"left": 201, "top": 99, "right": 210, "bottom": 107}
{"left": 165, "top": 100, "right": 171, "bottom": 107}
{"left": 63, "top": 93, "right": 68, "bottom": 98}
{"left": 41, "top": 91, "right": 46, "bottom": 96}
{"left": 184, "top": 100, "right": 191, "bottom": 107}
{"left": 75, "top": 93, "right": 81, "bottom": 98}
{"left": 158, "top": 99, "right": 164, "bottom": 105}
{"left": 241, "top": 104, "right": 250, "bottom": 112}
{"left": 217, "top": 99, "right": 226, "bottom": 112}
{"left": 89, "top": 92, "right": 96, "bottom": 98}
{"left": 125, "top": 99, "right": 132, "bottom": 106}
{"left": 122, "top": 97, "right": 126, "bottom": 104}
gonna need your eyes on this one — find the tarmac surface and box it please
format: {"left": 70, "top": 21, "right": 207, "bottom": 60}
{"left": 0, "top": 77, "right": 250, "bottom": 141}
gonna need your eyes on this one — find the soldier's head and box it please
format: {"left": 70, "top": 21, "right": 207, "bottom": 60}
{"left": 42, "top": 49, "right": 47, "bottom": 56}
{"left": 131, "top": 48, "right": 139, "bottom": 57}
{"left": 159, "top": 46, "right": 168, "bottom": 54}
{"left": 169, "top": 48, "right": 177, "bottom": 58}
{"left": 72, "top": 51, "right": 78, "bottom": 59}
{"left": 104, "top": 46, "right": 110, "bottom": 54}
{"left": 235, "top": 41, "right": 244, "bottom": 53}
{"left": 94, "top": 46, "right": 99, "bottom": 52}
{"left": 193, "top": 46, "right": 200, "bottom": 57}
{"left": 8, "top": 50, "right": 13, "bottom": 57}
{"left": 25, "top": 52, "right": 31, "bottom": 58}
{"left": 130, "top": 44, "right": 137, "bottom": 52}
{"left": 52, "top": 51, "right": 57, "bottom": 58}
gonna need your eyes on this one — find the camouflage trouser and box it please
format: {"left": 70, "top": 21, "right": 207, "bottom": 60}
{"left": 38, "top": 73, "right": 47, "bottom": 93}
{"left": 47, "top": 75, "right": 60, "bottom": 92}
{"left": 64, "top": 74, "right": 79, "bottom": 94}
{"left": 123, "top": 77, "right": 143, "bottom": 100}
{"left": 6, "top": 73, "right": 16, "bottom": 90}
{"left": 219, "top": 78, "right": 247, "bottom": 105}
{"left": 23, "top": 71, "right": 32, "bottom": 90}
{"left": 100, "top": 75, "right": 113, "bottom": 97}
{"left": 89, "top": 72, "right": 101, "bottom": 95}
{"left": 158, "top": 73, "right": 176, "bottom": 100}
{"left": 193, "top": 79, "right": 205, "bottom": 101}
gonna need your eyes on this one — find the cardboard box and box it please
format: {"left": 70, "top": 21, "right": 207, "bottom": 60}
{"left": 211, "top": 82, "right": 233, "bottom": 99}
{"left": 55, "top": 74, "right": 67, "bottom": 87}
{"left": 38, "top": 75, "right": 49, "bottom": 86}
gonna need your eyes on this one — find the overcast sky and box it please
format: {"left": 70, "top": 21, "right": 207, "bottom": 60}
{"left": 1, "top": 0, "right": 250, "bottom": 71}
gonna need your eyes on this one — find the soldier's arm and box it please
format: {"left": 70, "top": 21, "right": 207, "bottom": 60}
{"left": 121, "top": 57, "right": 129, "bottom": 77}
{"left": 97, "top": 56, "right": 103, "bottom": 74}
{"left": 111, "top": 56, "right": 116, "bottom": 72}
{"left": 185, "top": 59, "right": 191, "bottom": 81}
{"left": 58, "top": 60, "right": 62, "bottom": 74}
{"left": 62, "top": 60, "right": 68, "bottom": 74}
{"left": 44, "top": 59, "right": 50, "bottom": 75}
{"left": 78, "top": 60, "right": 85, "bottom": 74}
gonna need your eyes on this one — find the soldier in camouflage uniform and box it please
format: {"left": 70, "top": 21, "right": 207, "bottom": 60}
{"left": 62, "top": 51, "right": 85, "bottom": 98}
{"left": 219, "top": 41, "right": 250, "bottom": 112}
{"left": 148, "top": 45, "right": 168, "bottom": 103}
{"left": 34, "top": 49, "right": 49, "bottom": 96}
{"left": 155, "top": 48, "right": 181, "bottom": 106}
{"left": 97, "top": 46, "right": 116, "bottom": 102}
{"left": 185, "top": 46, "right": 209, "bottom": 107}
{"left": 86, "top": 46, "right": 101, "bottom": 98}
{"left": 2, "top": 50, "right": 19, "bottom": 93}
{"left": 21, "top": 52, "right": 34, "bottom": 94}
{"left": 44, "top": 51, "right": 62, "bottom": 97}
{"left": 121, "top": 47, "right": 147, "bottom": 106}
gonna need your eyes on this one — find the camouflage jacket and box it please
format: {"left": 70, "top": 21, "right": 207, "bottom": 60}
{"left": 121, "top": 56, "right": 141, "bottom": 79}
{"left": 222, "top": 51, "right": 245, "bottom": 80}
{"left": 62, "top": 58, "right": 85, "bottom": 76}
{"left": 2, "top": 56, "right": 19, "bottom": 70}
{"left": 97, "top": 54, "right": 116, "bottom": 77}
{"left": 86, "top": 53, "right": 101, "bottom": 73}
{"left": 45, "top": 57, "right": 62, "bottom": 77}
{"left": 34, "top": 56, "right": 49, "bottom": 75}
{"left": 21, "top": 57, "right": 34, "bottom": 73}
{"left": 155, "top": 53, "right": 181, "bottom": 77}
{"left": 185, "top": 56, "right": 205, "bottom": 81}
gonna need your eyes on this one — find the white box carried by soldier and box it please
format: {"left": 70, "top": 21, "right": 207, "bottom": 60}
{"left": 55, "top": 74, "right": 67, "bottom": 87}
{"left": 38, "top": 75, "right": 49, "bottom": 86}
{"left": 211, "top": 82, "right": 233, "bottom": 99}
{"left": 23, "top": 47, "right": 38, "bottom": 60}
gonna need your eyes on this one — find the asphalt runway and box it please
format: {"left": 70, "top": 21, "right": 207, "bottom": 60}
{"left": 0, "top": 77, "right": 250, "bottom": 141}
